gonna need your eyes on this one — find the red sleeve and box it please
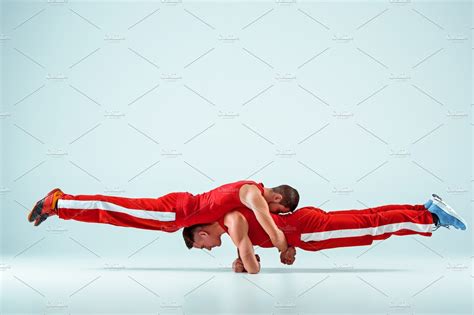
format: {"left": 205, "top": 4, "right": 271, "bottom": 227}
{"left": 217, "top": 216, "right": 228, "bottom": 233}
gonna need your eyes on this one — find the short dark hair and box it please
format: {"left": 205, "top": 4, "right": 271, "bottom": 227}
{"left": 182, "top": 224, "right": 206, "bottom": 249}
{"left": 271, "top": 184, "right": 299, "bottom": 211}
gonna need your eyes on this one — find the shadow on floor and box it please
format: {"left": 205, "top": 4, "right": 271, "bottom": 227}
{"left": 93, "top": 267, "right": 411, "bottom": 273}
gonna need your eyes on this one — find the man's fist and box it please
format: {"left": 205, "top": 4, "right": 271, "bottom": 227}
{"left": 232, "top": 257, "right": 245, "bottom": 273}
{"left": 254, "top": 254, "right": 260, "bottom": 262}
{"left": 232, "top": 254, "right": 261, "bottom": 273}
{"left": 280, "top": 246, "right": 296, "bottom": 265}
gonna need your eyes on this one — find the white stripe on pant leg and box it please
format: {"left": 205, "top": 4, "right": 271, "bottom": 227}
{"left": 300, "top": 222, "right": 433, "bottom": 242}
{"left": 57, "top": 199, "right": 176, "bottom": 221}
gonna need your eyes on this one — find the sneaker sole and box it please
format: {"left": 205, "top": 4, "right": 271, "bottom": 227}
{"left": 34, "top": 213, "right": 49, "bottom": 226}
{"left": 27, "top": 199, "right": 44, "bottom": 222}
{"left": 432, "top": 199, "right": 467, "bottom": 230}
{"left": 431, "top": 193, "right": 442, "bottom": 203}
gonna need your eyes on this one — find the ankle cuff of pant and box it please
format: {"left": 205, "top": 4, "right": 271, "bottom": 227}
{"left": 424, "top": 199, "right": 433, "bottom": 209}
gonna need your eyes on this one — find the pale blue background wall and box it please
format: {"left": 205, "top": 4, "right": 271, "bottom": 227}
{"left": 0, "top": 0, "right": 472, "bottom": 314}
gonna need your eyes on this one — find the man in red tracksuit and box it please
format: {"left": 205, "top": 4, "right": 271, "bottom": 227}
{"left": 182, "top": 194, "right": 467, "bottom": 274}
{"left": 27, "top": 180, "right": 300, "bottom": 252}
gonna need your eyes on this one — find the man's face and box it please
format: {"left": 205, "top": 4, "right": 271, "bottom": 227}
{"left": 268, "top": 202, "right": 291, "bottom": 214}
{"left": 192, "top": 229, "right": 222, "bottom": 251}
{"left": 265, "top": 193, "right": 291, "bottom": 214}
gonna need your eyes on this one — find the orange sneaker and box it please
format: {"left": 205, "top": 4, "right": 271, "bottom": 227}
{"left": 28, "top": 188, "right": 64, "bottom": 226}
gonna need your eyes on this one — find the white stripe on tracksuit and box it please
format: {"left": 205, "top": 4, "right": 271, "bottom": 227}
{"left": 301, "top": 221, "right": 433, "bottom": 242}
{"left": 57, "top": 199, "right": 176, "bottom": 221}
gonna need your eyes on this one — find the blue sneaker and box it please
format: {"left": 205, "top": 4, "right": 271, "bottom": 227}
{"left": 424, "top": 198, "right": 433, "bottom": 209}
{"left": 424, "top": 193, "right": 444, "bottom": 209}
{"left": 428, "top": 194, "right": 467, "bottom": 231}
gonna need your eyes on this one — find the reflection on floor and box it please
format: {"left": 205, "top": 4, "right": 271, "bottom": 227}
{"left": 1, "top": 253, "right": 471, "bottom": 314}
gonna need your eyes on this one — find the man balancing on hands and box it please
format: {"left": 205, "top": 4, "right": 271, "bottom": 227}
{"left": 182, "top": 193, "right": 468, "bottom": 274}
{"left": 27, "top": 180, "right": 300, "bottom": 253}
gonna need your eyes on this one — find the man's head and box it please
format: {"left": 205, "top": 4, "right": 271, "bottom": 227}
{"left": 264, "top": 184, "right": 299, "bottom": 214}
{"left": 183, "top": 222, "right": 223, "bottom": 250}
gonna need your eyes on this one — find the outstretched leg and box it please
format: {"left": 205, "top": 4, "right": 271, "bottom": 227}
{"left": 32, "top": 190, "right": 191, "bottom": 231}
{"left": 328, "top": 203, "right": 427, "bottom": 215}
{"left": 294, "top": 206, "right": 434, "bottom": 252}
{"left": 57, "top": 192, "right": 190, "bottom": 231}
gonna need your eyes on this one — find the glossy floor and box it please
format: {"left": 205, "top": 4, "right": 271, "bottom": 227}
{"left": 1, "top": 249, "right": 472, "bottom": 314}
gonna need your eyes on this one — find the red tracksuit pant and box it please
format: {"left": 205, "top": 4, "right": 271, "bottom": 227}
{"left": 294, "top": 204, "right": 434, "bottom": 251}
{"left": 56, "top": 192, "right": 190, "bottom": 232}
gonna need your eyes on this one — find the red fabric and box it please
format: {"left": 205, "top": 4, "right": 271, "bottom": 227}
{"left": 181, "top": 180, "right": 264, "bottom": 226}
{"left": 57, "top": 180, "right": 264, "bottom": 231}
{"left": 58, "top": 192, "right": 187, "bottom": 232}
{"left": 218, "top": 204, "right": 433, "bottom": 251}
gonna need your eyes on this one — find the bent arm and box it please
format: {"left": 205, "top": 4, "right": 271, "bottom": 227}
{"left": 224, "top": 211, "right": 260, "bottom": 274}
{"left": 239, "top": 185, "right": 288, "bottom": 252}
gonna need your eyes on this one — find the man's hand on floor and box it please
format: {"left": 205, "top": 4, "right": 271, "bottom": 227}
{"left": 232, "top": 254, "right": 261, "bottom": 273}
{"left": 280, "top": 246, "right": 296, "bottom": 265}
{"left": 232, "top": 257, "right": 245, "bottom": 273}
